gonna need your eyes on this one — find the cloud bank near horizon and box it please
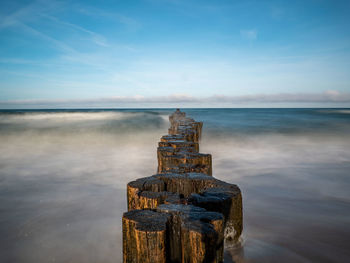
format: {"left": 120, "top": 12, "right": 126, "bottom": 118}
{"left": 1, "top": 91, "right": 349, "bottom": 109}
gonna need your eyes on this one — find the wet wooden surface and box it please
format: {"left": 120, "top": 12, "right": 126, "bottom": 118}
{"left": 122, "top": 109, "right": 243, "bottom": 262}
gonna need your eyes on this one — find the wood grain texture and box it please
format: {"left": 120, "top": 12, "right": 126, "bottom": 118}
{"left": 122, "top": 109, "right": 243, "bottom": 262}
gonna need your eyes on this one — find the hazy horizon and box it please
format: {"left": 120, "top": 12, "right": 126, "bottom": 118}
{"left": 1, "top": 106, "right": 350, "bottom": 110}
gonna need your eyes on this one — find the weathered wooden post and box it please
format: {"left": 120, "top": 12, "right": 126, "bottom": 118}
{"left": 122, "top": 109, "right": 243, "bottom": 262}
{"left": 123, "top": 209, "right": 169, "bottom": 263}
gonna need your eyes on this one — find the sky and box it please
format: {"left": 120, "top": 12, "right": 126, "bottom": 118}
{"left": 0, "top": 0, "right": 350, "bottom": 108}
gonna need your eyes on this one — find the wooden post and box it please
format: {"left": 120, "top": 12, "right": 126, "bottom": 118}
{"left": 123, "top": 210, "right": 170, "bottom": 263}
{"left": 122, "top": 109, "right": 243, "bottom": 262}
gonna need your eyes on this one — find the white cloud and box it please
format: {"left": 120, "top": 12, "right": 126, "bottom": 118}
{"left": 16, "top": 21, "right": 76, "bottom": 53}
{"left": 325, "top": 90, "right": 340, "bottom": 97}
{"left": 40, "top": 14, "right": 109, "bottom": 47}
{"left": 1, "top": 91, "right": 349, "bottom": 109}
{"left": 240, "top": 29, "right": 257, "bottom": 40}
{"left": 77, "top": 6, "right": 141, "bottom": 30}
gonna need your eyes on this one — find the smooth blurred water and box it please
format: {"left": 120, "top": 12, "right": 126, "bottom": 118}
{"left": 0, "top": 108, "right": 349, "bottom": 262}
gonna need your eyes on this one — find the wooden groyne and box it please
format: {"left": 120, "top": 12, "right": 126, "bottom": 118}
{"left": 122, "top": 109, "right": 243, "bottom": 263}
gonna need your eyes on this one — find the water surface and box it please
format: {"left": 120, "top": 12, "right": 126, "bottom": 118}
{"left": 0, "top": 108, "right": 349, "bottom": 262}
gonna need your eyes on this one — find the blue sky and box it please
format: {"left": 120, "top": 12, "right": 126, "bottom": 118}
{"left": 0, "top": 0, "right": 350, "bottom": 108}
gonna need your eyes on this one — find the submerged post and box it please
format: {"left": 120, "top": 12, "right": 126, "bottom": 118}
{"left": 122, "top": 109, "right": 243, "bottom": 263}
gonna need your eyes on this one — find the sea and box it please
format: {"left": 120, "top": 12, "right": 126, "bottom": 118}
{"left": 0, "top": 108, "right": 349, "bottom": 263}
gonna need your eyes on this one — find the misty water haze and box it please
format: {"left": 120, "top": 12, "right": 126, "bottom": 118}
{"left": 0, "top": 109, "right": 350, "bottom": 263}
